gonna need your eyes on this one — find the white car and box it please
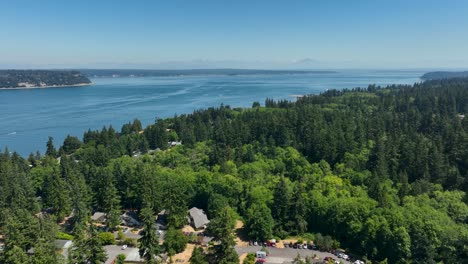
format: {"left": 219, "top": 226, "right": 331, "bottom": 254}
{"left": 353, "top": 260, "right": 365, "bottom": 264}
{"left": 121, "top": 244, "right": 127, "bottom": 250}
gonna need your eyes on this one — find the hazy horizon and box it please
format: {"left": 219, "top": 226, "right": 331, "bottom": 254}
{"left": 1, "top": 0, "right": 468, "bottom": 69}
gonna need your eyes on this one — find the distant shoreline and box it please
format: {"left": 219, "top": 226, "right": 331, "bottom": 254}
{"left": 0, "top": 82, "right": 92, "bottom": 90}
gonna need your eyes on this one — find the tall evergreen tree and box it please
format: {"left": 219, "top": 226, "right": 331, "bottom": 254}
{"left": 68, "top": 225, "right": 107, "bottom": 264}
{"left": 245, "top": 202, "right": 274, "bottom": 241}
{"left": 190, "top": 247, "right": 208, "bottom": 264}
{"left": 46, "top": 136, "right": 57, "bottom": 157}
{"left": 206, "top": 206, "right": 238, "bottom": 264}
{"left": 272, "top": 176, "right": 291, "bottom": 234}
{"left": 138, "top": 206, "right": 161, "bottom": 263}
{"left": 43, "top": 169, "right": 71, "bottom": 221}
{"left": 31, "top": 216, "right": 59, "bottom": 264}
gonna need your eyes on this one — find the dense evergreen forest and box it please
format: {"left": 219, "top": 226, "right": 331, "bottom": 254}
{"left": 0, "top": 70, "right": 91, "bottom": 88}
{"left": 421, "top": 71, "right": 468, "bottom": 80}
{"left": 0, "top": 77, "right": 467, "bottom": 264}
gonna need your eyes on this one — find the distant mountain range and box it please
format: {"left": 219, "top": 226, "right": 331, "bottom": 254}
{"left": 421, "top": 71, "right": 468, "bottom": 80}
{"left": 78, "top": 68, "right": 337, "bottom": 78}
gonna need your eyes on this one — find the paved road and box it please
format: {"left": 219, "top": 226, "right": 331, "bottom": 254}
{"left": 235, "top": 246, "right": 351, "bottom": 264}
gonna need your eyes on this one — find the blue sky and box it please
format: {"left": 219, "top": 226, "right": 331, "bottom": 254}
{"left": 1, "top": 0, "right": 467, "bottom": 69}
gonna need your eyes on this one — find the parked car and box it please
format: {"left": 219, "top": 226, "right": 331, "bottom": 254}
{"left": 267, "top": 239, "right": 277, "bottom": 247}
{"left": 353, "top": 260, "right": 365, "bottom": 264}
{"left": 121, "top": 244, "right": 127, "bottom": 250}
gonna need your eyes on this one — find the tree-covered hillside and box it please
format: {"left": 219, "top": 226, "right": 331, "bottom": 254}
{"left": 0, "top": 70, "right": 91, "bottom": 88}
{"left": 421, "top": 71, "right": 468, "bottom": 80}
{"left": 0, "top": 78, "right": 467, "bottom": 263}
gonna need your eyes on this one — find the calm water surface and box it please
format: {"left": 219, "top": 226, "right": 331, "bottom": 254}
{"left": 0, "top": 70, "right": 423, "bottom": 156}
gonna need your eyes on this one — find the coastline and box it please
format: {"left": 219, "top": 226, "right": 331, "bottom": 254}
{"left": 0, "top": 82, "right": 93, "bottom": 90}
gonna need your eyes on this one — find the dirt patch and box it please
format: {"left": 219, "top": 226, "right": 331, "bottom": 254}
{"left": 275, "top": 241, "right": 285, "bottom": 249}
{"left": 234, "top": 220, "right": 249, "bottom": 247}
{"left": 235, "top": 220, "right": 244, "bottom": 229}
{"left": 238, "top": 253, "right": 247, "bottom": 264}
{"left": 171, "top": 243, "right": 195, "bottom": 264}
{"left": 182, "top": 225, "right": 196, "bottom": 233}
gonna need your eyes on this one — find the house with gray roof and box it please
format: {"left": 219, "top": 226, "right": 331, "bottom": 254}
{"left": 188, "top": 207, "right": 210, "bottom": 229}
{"left": 91, "top": 212, "right": 106, "bottom": 223}
{"left": 121, "top": 211, "right": 142, "bottom": 227}
{"left": 27, "top": 239, "right": 72, "bottom": 259}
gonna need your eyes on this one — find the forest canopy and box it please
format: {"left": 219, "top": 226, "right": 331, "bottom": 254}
{"left": 0, "top": 70, "right": 91, "bottom": 88}
{"left": 0, "top": 77, "right": 467, "bottom": 264}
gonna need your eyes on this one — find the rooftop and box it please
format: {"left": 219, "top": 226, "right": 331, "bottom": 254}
{"left": 188, "top": 207, "right": 210, "bottom": 229}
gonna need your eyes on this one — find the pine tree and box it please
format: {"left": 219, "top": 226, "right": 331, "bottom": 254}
{"left": 69, "top": 225, "right": 107, "bottom": 264}
{"left": 206, "top": 207, "right": 238, "bottom": 264}
{"left": 66, "top": 171, "right": 91, "bottom": 234}
{"left": 43, "top": 169, "right": 71, "bottom": 221}
{"left": 46, "top": 136, "right": 57, "bottom": 157}
{"left": 3, "top": 245, "right": 29, "bottom": 264}
{"left": 245, "top": 203, "right": 274, "bottom": 241}
{"left": 94, "top": 168, "right": 121, "bottom": 230}
{"left": 190, "top": 247, "right": 208, "bottom": 264}
{"left": 31, "top": 216, "right": 59, "bottom": 264}
{"left": 138, "top": 206, "right": 161, "bottom": 263}
{"left": 289, "top": 182, "right": 307, "bottom": 235}
{"left": 272, "top": 176, "right": 290, "bottom": 233}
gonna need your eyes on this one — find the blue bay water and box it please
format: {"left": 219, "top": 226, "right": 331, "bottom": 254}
{"left": 0, "top": 70, "right": 423, "bottom": 156}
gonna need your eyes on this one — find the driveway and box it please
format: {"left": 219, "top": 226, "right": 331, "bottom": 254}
{"left": 235, "top": 246, "right": 351, "bottom": 264}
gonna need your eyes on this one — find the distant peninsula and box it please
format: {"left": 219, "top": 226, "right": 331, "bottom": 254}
{"left": 79, "top": 68, "right": 337, "bottom": 78}
{"left": 0, "top": 70, "right": 92, "bottom": 89}
{"left": 421, "top": 71, "right": 468, "bottom": 80}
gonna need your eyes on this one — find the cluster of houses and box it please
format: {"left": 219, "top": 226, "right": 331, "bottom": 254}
{"left": 130, "top": 140, "right": 182, "bottom": 158}
{"left": 89, "top": 207, "right": 211, "bottom": 263}
{"left": 19, "top": 204, "right": 213, "bottom": 264}
{"left": 91, "top": 211, "right": 143, "bottom": 227}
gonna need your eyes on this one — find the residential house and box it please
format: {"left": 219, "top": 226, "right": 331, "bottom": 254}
{"left": 155, "top": 210, "right": 168, "bottom": 231}
{"left": 91, "top": 212, "right": 106, "bottom": 223}
{"left": 188, "top": 207, "right": 210, "bottom": 230}
{"left": 168, "top": 141, "right": 182, "bottom": 148}
{"left": 27, "top": 239, "right": 72, "bottom": 259}
{"left": 121, "top": 211, "right": 142, "bottom": 227}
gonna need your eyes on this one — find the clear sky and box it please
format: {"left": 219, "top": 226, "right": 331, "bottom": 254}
{"left": 1, "top": 0, "right": 467, "bottom": 69}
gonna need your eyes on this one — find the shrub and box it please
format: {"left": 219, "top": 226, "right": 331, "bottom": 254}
{"left": 56, "top": 232, "right": 74, "bottom": 240}
{"left": 164, "top": 227, "right": 188, "bottom": 256}
{"left": 115, "top": 254, "right": 126, "bottom": 264}
{"left": 243, "top": 253, "right": 256, "bottom": 264}
{"left": 123, "top": 238, "right": 138, "bottom": 247}
{"left": 117, "top": 230, "right": 126, "bottom": 241}
{"left": 98, "top": 232, "right": 116, "bottom": 245}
